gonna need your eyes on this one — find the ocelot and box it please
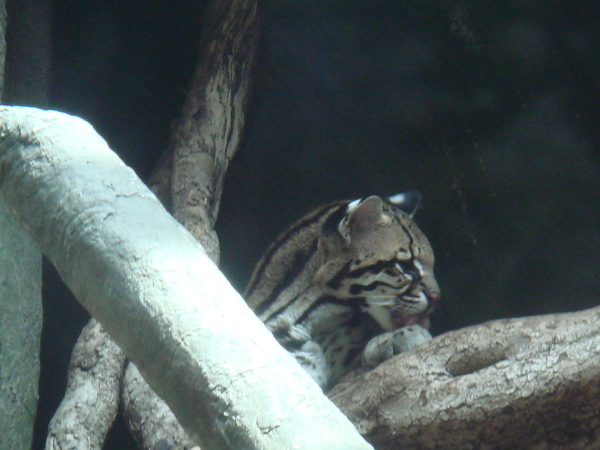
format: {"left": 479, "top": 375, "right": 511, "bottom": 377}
{"left": 245, "top": 192, "right": 440, "bottom": 389}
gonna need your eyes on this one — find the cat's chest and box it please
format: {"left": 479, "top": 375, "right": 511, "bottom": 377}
{"left": 313, "top": 310, "right": 383, "bottom": 371}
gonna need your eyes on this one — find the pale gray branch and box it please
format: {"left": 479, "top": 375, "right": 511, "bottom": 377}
{"left": 0, "top": 106, "right": 371, "bottom": 450}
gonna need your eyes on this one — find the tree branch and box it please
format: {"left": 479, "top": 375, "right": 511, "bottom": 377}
{"left": 171, "top": 0, "right": 261, "bottom": 264}
{"left": 330, "top": 306, "right": 600, "bottom": 448}
{"left": 46, "top": 320, "right": 126, "bottom": 449}
{"left": 0, "top": 106, "right": 371, "bottom": 449}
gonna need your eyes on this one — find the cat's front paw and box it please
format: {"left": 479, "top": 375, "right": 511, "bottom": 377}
{"left": 392, "top": 324, "right": 432, "bottom": 353}
{"left": 363, "top": 325, "right": 432, "bottom": 368}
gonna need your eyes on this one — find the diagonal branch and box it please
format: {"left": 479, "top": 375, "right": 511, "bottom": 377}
{"left": 0, "top": 106, "right": 371, "bottom": 449}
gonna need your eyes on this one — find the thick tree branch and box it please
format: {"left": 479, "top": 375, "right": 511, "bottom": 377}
{"left": 170, "top": 0, "right": 261, "bottom": 264}
{"left": 330, "top": 306, "right": 600, "bottom": 448}
{"left": 0, "top": 106, "right": 371, "bottom": 449}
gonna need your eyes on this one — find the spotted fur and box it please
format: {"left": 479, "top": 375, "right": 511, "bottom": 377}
{"left": 245, "top": 192, "right": 440, "bottom": 389}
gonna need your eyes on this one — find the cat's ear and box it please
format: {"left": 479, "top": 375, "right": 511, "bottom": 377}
{"left": 339, "top": 196, "right": 388, "bottom": 240}
{"left": 388, "top": 190, "right": 421, "bottom": 217}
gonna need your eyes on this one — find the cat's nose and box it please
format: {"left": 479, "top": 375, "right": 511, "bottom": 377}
{"left": 427, "top": 291, "right": 440, "bottom": 307}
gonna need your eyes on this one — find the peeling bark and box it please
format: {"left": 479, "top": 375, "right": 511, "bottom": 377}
{"left": 329, "top": 306, "right": 600, "bottom": 449}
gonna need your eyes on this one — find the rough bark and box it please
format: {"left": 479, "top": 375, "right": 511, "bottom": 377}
{"left": 45, "top": 320, "right": 126, "bottom": 449}
{"left": 170, "top": 0, "right": 261, "bottom": 264}
{"left": 0, "top": 106, "right": 371, "bottom": 449}
{"left": 47, "top": 328, "right": 127, "bottom": 449}
{"left": 329, "top": 306, "right": 600, "bottom": 449}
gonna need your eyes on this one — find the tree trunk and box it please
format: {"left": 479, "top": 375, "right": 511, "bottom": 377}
{"left": 0, "top": 204, "right": 42, "bottom": 449}
{"left": 0, "top": 1, "right": 49, "bottom": 447}
{"left": 0, "top": 105, "right": 371, "bottom": 449}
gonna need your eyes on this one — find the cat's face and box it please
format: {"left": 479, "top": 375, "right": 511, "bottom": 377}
{"left": 316, "top": 195, "right": 440, "bottom": 331}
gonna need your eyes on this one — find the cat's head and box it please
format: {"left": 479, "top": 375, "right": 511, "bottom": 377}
{"left": 316, "top": 191, "right": 440, "bottom": 331}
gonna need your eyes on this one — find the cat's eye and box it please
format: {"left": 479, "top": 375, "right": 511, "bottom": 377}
{"left": 406, "top": 269, "right": 421, "bottom": 281}
{"left": 395, "top": 261, "right": 411, "bottom": 272}
{"left": 396, "top": 261, "right": 422, "bottom": 282}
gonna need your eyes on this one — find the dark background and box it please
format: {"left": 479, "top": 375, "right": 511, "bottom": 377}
{"left": 29, "top": 0, "right": 600, "bottom": 447}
